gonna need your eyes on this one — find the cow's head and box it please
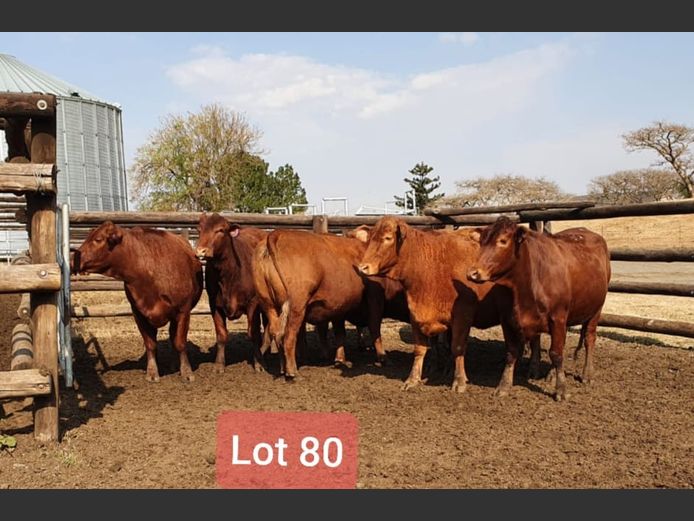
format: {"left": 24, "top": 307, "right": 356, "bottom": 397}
{"left": 467, "top": 217, "right": 526, "bottom": 283}
{"left": 75, "top": 221, "right": 124, "bottom": 274}
{"left": 196, "top": 212, "right": 240, "bottom": 259}
{"left": 358, "top": 217, "right": 408, "bottom": 276}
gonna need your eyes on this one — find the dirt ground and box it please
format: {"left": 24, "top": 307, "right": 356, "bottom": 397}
{"left": 1, "top": 290, "right": 692, "bottom": 489}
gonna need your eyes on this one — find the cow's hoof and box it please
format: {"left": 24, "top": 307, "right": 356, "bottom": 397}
{"left": 253, "top": 363, "right": 267, "bottom": 374}
{"left": 145, "top": 374, "right": 160, "bottom": 383}
{"left": 334, "top": 359, "right": 352, "bottom": 369}
{"left": 451, "top": 378, "right": 467, "bottom": 394}
{"left": 213, "top": 363, "right": 225, "bottom": 374}
{"left": 493, "top": 386, "right": 510, "bottom": 397}
{"left": 374, "top": 355, "right": 389, "bottom": 368}
{"left": 545, "top": 370, "right": 557, "bottom": 386}
{"left": 401, "top": 378, "right": 421, "bottom": 391}
{"left": 554, "top": 387, "right": 569, "bottom": 401}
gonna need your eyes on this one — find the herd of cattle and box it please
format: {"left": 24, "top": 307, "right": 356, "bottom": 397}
{"left": 71, "top": 213, "right": 611, "bottom": 401}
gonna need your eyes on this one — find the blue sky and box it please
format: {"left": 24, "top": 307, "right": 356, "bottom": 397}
{"left": 4, "top": 32, "right": 694, "bottom": 212}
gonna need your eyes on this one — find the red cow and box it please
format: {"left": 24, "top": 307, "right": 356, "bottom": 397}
{"left": 358, "top": 217, "right": 511, "bottom": 393}
{"left": 75, "top": 222, "right": 203, "bottom": 382}
{"left": 252, "top": 230, "right": 384, "bottom": 379}
{"left": 467, "top": 217, "right": 611, "bottom": 400}
{"left": 195, "top": 213, "right": 269, "bottom": 373}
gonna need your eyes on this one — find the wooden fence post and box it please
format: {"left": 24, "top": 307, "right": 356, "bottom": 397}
{"left": 312, "top": 214, "right": 329, "bottom": 234}
{"left": 28, "top": 115, "right": 59, "bottom": 443}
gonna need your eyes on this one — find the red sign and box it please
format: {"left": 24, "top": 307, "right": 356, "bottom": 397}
{"left": 216, "top": 411, "right": 359, "bottom": 489}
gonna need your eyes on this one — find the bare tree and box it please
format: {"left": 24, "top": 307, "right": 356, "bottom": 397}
{"left": 442, "top": 174, "right": 568, "bottom": 207}
{"left": 623, "top": 121, "right": 694, "bottom": 197}
{"left": 588, "top": 169, "right": 681, "bottom": 204}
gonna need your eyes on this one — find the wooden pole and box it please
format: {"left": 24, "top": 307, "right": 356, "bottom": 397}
{"left": 28, "top": 114, "right": 59, "bottom": 443}
{"left": 0, "top": 93, "right": 57, "bottom": 118}
{"left": 609, "top": 248, "right": 694, "bottom": 262}
{"left": 519, "top": 199, "right": 694, "bottom": 222}
{"left": 599, "top": 313, "right": 694, "bottom": 339}
{"left": 425, "top": 200, "right": 596, "bottom": 216}
{"left": 608, "top": 281, "right": 694, "bottom": 297}
{"left": 312, "top": 214, "right": 329, "bottom": 234}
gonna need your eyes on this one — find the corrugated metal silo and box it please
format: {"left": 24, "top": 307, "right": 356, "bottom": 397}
{"left": 0, "top": 53, "right": 128, "bottom": 212}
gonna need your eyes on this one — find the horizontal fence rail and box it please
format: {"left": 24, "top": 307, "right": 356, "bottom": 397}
{"left": 14, "top": 198, "right": 688, "bottom": 342}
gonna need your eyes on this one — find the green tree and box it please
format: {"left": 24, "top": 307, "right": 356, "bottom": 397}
{"left": 233, "top": 163, "right": 308, "bottom": 213}
{"left": 393, "top": 162, "right": 444, "bottom": 215}
{"left": 130, "top": 103, "right": 263, "bottom": 211}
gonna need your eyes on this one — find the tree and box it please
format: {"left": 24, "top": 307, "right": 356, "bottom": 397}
{"left": 588, "top": 169, "right": 681, "bottom": 204}
{"left": 233, "top": 163, "right": 308, "bottom": 213}
{"left": 623, "top": 121, "right": 694, "bottom": 198}
{"left": 443, "top": 174, "right": 567, "bottom": 207}
{"left": 130, "top": 103, "right": 263, "bottom": 211}
{"left": 393, "top": 162, "right": 444, "bottom": 214}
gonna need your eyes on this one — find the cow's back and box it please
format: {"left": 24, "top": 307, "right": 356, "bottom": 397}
{"left": 123, "top": 228, "right": 203, "bottom": 315}
{"left": 266, "top": 230, "right": 366, "bottom": 323}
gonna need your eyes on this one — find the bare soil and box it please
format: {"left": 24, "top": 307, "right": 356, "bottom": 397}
{"left": 1, "top": 292, "right": 692, "bottom": 489}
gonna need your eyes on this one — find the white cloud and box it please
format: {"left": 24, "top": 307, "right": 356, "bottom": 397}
{"left": 164, "top": 39, "right": 577, "bottom": 206}
{"left": 439, "top": 32, "right": 480, "bottom": 46}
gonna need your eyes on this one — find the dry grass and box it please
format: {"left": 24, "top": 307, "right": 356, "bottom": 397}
{"left": 553, "top": 214, "right": 694, "bottom": 249}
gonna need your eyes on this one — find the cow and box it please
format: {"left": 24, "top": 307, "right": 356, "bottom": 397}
{"left": 74, "top": 221, "right": 203, "bottom": 382}
{"left": 195, "top": 213, "right": 269, "bottom": 373}
{"left": 467, "top": 217, "right": 611, "bottom": 401}
{"left": 252, "top": 230, "right": 388, "bottom": 380}
{"left": 357, "top": 216, "right": 512, "bottom": 393}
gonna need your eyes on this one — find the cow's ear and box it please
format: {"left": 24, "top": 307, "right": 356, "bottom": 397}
{"left": 107, "top": 225, "right": 123, "bottom": 249}
{"left": 515, "top": 226, "right": 527, "bottom": 245}
{"left": 469, "top": 228, "right": 483, "bottom": 243}
{"left": 396, "top": 222, "right": 407, "bottom": 248}
{"left": 353, "top": 225, "right": 371, "bottom": 243}
{"left": 228, "top": 224, "right": 240, "bottom": 238}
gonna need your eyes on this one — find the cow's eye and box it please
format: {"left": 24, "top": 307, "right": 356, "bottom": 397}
{"left": 383, "top": 235, "right": 393, "bottom": 242}
{"left": 498, "top": 238, "right": 509, "bottom": 247}
{"left": 216, "top": 229, "right": 224, "bottom": 234}
{"left": 95, "top": 237, "right": 103, "bottom": 244}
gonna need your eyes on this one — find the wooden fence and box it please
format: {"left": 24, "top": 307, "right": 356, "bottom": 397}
{"left": 62, "top": 199, "right": 694, "bottom": 340}
{"left": 0, "top": 93, "right": 59, "bottom": 442}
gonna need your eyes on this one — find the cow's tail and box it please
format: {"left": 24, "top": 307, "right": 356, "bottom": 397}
{"left": 264, "top": 234, "right": 292, "bottom": 345}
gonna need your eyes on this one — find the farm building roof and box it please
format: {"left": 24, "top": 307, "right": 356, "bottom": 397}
{"left": 0, "top": 53, "right": 108, "bottom": 104}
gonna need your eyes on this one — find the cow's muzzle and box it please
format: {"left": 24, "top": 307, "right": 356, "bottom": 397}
{"left": 358, "top": 263, "right": 377, "bottom": 276}
{"left": 466, "top": 267, "right": 489, "bottom": 283}
{"left": 195, "top": 247, "right": 210, "bottom": 259}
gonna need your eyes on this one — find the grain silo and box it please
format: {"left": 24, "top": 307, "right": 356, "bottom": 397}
{"left": 0, "top": 53, "right": 128, "bottom": 257}
{"left": 0, "top": 53, "right": 128, "bottom": 212}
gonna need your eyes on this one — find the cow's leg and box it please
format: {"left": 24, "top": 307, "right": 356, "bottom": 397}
{"left": 171, "top": 314, "right": 194, "bottom": 382}
{"left": 368, "top": 313, "right": 388, "bottom": 367}
{"left": 316, "top": 321, "right": 330, "bottom": 361}
{"left": 333, "top": 319, "right": 352, "bottom": 368}
{"left": 449, "top": 298, "right": 476, "bottom": 393}
{"left": 528, "top": 335, "right": 542, "bottom": 379}
{"left": 259, "top": 313, "right": 273, "bottom": 356}
{"left": 580, "top": 310, "right": 601, "bottom": 384}
{"left": 248, "top": 305, "right": 266, "bottom": 373}
{"left": 495, "top": 318, "right": 524, "bottom": 397}
{"left": 403, "top": 325, "right": 428, "bottom": 390}
{"left": 133, "top": 310, "right": 160, "bottom": 382}
{"left": 211, "top": 306, "right": 228, "bottom": 374}
{"left": 573, "top": 324, "right": 586, "bottom": 362}
{"left": 296, "top": 321, "right": 308, "bottom": 365}
{"left": 282, "top": 305, "right": 307, "bottom": 379}
{"left": 548, "top": 317, "right": 569, "bottom": 401}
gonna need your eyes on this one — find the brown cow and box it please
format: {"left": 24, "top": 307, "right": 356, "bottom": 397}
{"left": 75, "top": 222, "right": 203, "bottom": 382}
{"left": 467, "top": 217, "right": 611, "bottom": 401}
{"left": 195, "top": 213, "right": 269, "bottom": 373}
{"left": 358, "top": 216, "right": 511, "bottom": 392}
{"left": 252, "top": 230, "right": 385, "bottom": 379}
